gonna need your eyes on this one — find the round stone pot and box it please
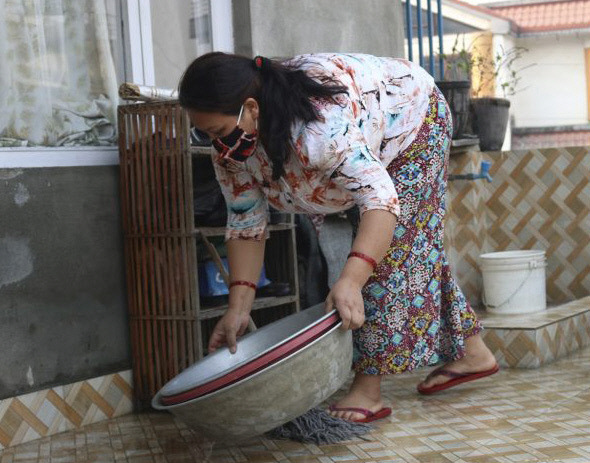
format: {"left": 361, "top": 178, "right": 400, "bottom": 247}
{"left": 436, "top": 80, "right": 472, "bottom": 139}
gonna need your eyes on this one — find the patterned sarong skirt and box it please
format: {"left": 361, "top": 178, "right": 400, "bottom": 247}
{"left": 353, "top": 87, "right": 482, "bottom": 375}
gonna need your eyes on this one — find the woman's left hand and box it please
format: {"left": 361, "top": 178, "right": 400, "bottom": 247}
{"left": 325, "top": 277, "right": 365, "bottom": 330}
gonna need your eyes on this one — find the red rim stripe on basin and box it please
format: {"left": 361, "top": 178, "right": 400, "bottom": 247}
{"left": 160, "top": 313, "right": 339, "bottom": 406}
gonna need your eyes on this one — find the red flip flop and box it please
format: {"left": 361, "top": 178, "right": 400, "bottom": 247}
{"left": 417, "top": 363, "right": 500, "bottom": 395}
{"left": 328, "top": 405, "right": 392, "bottom": 423}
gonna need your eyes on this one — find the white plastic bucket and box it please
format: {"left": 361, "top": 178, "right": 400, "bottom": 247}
{"left": 479, "top": 250, "right": 547, "bottom": 314}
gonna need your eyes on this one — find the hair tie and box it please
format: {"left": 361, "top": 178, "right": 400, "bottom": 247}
{"left": 253, "top": 55, "right": 268, "bottom": 72}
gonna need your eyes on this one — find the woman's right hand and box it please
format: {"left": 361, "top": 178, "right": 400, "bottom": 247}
{"left": 208, "top": 308, "right": 251, "bottom": 354}
{"left": 325, "top": 276, "right": 365, "bottom": 330}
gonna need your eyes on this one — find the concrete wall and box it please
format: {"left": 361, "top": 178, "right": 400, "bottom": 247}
{"left": 150, "top": 0, "right": 407, "bottom": 86}
{"left": 234, "top": 0, "right": 405, "bottom": 59}
{"left": 0, "top": 166, "right": 129, "bottom": 399}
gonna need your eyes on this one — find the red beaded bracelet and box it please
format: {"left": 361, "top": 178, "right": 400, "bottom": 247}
{"left": 229, "top": 280, "right": 257, "bottom": 291}
{"left": 347, "top": 251, "right": 378, "bottom": 271}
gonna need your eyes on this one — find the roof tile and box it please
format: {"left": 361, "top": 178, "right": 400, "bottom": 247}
{"left": 491, "top": 0, "right": 590, "bottom": 33}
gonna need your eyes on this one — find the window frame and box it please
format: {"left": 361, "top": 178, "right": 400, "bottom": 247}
{"left": 585, "top": 48, "right": 590, "bottom": 121}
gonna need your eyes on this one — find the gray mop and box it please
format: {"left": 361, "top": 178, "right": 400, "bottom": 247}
{"left": 266, "top": 407, "right": 373, "bottom": 444}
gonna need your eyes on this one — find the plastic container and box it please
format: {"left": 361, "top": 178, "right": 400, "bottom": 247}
{"left": 479, "top": 250, "right": 547, "bottom": 314}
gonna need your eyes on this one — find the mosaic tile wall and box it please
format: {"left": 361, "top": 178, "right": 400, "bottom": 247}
{"left": 446, "top": 146, "right": 590, "bottom": 308}
{"left": 0, "top": 371, "right": 132, "bottom": 450}
{"left": 479, "top": 297, "right": 590, "bottom": 368}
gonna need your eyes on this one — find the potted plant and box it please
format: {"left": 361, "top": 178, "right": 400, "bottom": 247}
{"left": 436, "top": 35, "right": 473, "bottom": 140}
{"left": 469, "top": 42, "right": 533, "bottom": 151}
{"left": 439, "top": 35, "right": 533, "bottom": 150}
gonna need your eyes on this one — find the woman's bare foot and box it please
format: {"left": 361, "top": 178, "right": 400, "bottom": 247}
{"left": 328, "top": 373, "right": 384, "bottom": 421}
{"left": 418, "top": 334, "right": 497, "bottom": 390}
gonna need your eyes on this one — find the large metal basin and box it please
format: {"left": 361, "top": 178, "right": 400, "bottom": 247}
{"left": 152, "top": 304, "right": 352, "bottom": 442}
{"left": 159, "top": 304, "right": 336, "bottom": 399}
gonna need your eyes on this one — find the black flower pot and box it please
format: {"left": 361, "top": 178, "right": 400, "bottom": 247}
{"left": 471, "top": 97, "right": 511, "bottom": 151}
{"left": 436, "top": 80, "right": 471, "bottom": 139}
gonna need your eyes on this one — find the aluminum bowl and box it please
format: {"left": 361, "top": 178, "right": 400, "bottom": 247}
{"left": 158, "top": 304, "right": 337, "bottom": 401}
{"left": 152, "top": 304, "right": 352, "bottom": 442}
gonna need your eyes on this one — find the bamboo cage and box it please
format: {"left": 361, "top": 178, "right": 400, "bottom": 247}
{"left": 118, "top": 100, "right": 300, "bottom": 409}
{"left": 118, "top": 101, "right": 198, "bottom": 409}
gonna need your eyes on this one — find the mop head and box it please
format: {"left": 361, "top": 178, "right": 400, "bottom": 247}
{"left": 266, "top": 407, "right": 372, "bottom": 444}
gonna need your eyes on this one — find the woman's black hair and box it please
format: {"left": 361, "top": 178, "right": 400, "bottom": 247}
{"left": 178, "top": 52, "right": 348, "bottom": 179}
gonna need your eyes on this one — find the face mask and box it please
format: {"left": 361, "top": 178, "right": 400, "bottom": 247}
{"left": 212, "top": 105, "right": 258, "bottom": 162}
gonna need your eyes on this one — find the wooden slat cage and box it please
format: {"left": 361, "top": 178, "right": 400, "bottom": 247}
{"left": 118, "top": 101, "right": 199, "bottom": 408}
{"left": 117, "top": 101, "right": 300, "bottom": 409}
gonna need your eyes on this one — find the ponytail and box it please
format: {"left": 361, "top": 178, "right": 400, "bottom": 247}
{"left": 179, "top": 52, "right": 347, "bottom": 179}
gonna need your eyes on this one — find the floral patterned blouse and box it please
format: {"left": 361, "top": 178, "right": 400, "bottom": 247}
{"left": 211, "top": 53, "right": 435, "bottom": 241}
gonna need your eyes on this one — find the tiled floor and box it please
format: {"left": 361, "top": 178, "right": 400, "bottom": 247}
{"left": 2, "top": 347, "right": 590, "bottom": 463}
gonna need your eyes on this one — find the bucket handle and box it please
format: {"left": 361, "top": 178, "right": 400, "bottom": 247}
{"left": 482, "top": 260, "right": 542, "bottom": 310}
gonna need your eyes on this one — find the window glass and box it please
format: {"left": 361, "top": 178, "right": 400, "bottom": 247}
{"left": 150, "top": 0, "right": 212, "bottom": 90}
{"left": 0, "top": 0, "right": 123, "bottom": 147}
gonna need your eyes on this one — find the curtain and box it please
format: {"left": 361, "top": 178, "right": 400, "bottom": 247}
{"left": 0, "top": 0, "right": 119, "bottom": 147}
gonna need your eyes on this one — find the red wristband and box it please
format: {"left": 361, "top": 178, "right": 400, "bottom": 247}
{"left": 229, "top": 280, "right": 257, "bottom": 291}
{"left": 347, "top": 251, "right": 378, "bottom": 270}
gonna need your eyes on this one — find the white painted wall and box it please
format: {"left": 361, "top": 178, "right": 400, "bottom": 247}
{"left": 509, "top": 34, "right": 589, "bottom": 128}
{"left": 492, "top": 34, "right": 516, "bottom": 150}
{"left": 492, "top": 34, "right": 516, "bottom": 98}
